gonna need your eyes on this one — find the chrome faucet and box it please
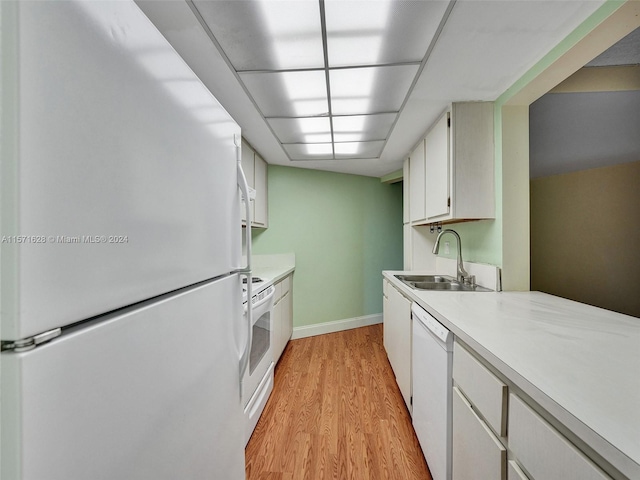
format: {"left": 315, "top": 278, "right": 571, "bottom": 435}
{"left": 432, "top": 229, "right": 474, "bottom": 285}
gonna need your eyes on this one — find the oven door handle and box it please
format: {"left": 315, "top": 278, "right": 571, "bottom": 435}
{"left": 248, "top": 286, "right": 275, "bottom": 312}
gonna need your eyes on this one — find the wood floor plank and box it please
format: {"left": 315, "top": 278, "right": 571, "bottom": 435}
{"left": 246, "top": 324, "right": 432, "bottom": 480}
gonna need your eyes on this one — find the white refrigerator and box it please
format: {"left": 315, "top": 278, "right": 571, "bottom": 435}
{"left": 1, "top": 1, "right": 249, "bottom": 479}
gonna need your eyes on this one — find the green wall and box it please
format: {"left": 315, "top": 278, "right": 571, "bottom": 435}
{"left": 252, "top": 165, "right": 403, "bottom": 328}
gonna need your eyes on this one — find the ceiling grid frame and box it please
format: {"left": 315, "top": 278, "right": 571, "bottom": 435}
{"left": 189, "top": 0, "right": 455, "bottom": 162}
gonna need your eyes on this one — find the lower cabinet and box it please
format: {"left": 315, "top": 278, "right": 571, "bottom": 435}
{"left": 508, "top": 460, "right": 529, "bottom": 480}
{"left": 509, "top": 394, "right": 611, "bottom": 480}
{"left": 452, "top": 340, "right": 614, "bottom": 480}
{"left": 382, "top": 279, "right": 412, "bottom": 412}
{"left": 452, "top": 386, "right": 506, "bottom": 480}
{"left": 273, "top": 275, "right": 293, "bottom": 363}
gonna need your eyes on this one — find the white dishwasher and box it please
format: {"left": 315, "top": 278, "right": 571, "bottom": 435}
{"left": 412, "top": 303, "right": 453, "bottom": 480}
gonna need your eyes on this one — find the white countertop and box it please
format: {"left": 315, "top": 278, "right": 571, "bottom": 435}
{"left": 383, "top": 271, "right": 640, "bottom": 479}
{"left": 252, "top": 253, "right": 295, "bottom": 287}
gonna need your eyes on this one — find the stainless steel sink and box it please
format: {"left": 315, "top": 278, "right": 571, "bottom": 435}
{"left": 411, "top": 282, "right": 492, "bottom": 292}
{"left": 394, "top": 274, "right": 492, "bottom": 292}
{"left": 394, "top": 274, "right": 456, "bottom": 284}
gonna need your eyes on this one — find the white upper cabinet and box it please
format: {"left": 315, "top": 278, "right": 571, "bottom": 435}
{"left": 405, "top": 102, "right": 495, "bottom": 226}
{"left": 430, "top": 102, "right": 495, "bottom": 223}
{"left": 240, "top": 138, "right": 268, "bottom": 228}
{"left": 409, "top": 139, "right": 426, "bottom": 223}
{"left": 240, "top": 138, "right": 255, "bottom": 224}
{"left": 403, "top": 157, "right": 410, "bottom": 224}
{"left": 425, "top": 111, "right": 451, "bottom": 219}
{"left": 253, "top": 152, "right": 268, "bottom": 228}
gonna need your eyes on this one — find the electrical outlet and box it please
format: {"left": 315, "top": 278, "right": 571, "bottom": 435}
{"left": 444, "top": 241, "right": 450, "bottom": 255}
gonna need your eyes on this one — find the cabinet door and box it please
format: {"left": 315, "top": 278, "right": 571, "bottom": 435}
{"left": 509, "top": 394, "right": 611, "bottom": 480}
{"left": 425, "top": 111, "right": 450, "bottom": 219}
{"left": 240, "top": 139, "right": 255, "bottom": 223}
{"left": 253, "top": 153, "right": 268, "bottom": 227}
{"left": 386, "top": 284, "right": 412, "bottom": 411}
{"left": 409, "top": 139, "right": 426, "bottom": 223}
{"left": 508, "top": 460, "right": 529, "bottom": 480}
{"left": 453, "top": 341, "right": 507, "bottom": 437}
{"left": 403, "top": 223, "right": 412, "bottom": 270}
{"left": 453, "top": 387, "right": 506, "bottom": 480}
{"left": 282, "top": 290, "right": 292, "bottom": 348}
{"left": 272, "top": 297, "right": 284, "bottom": 362}
{"left": 403, "top": 157, "right": 410, "bottom": 224}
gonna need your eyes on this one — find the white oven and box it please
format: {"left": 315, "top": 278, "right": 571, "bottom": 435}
{"left": 242, "top": 278, "right": 275, "bottom": 444}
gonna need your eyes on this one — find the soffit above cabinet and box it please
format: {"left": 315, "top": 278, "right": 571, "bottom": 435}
{"left": 137, "top": 0, "right": 607, "bottom": 177}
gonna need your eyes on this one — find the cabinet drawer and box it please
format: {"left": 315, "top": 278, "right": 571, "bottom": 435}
{"left": 509, "top": 394, "right": 611, "bottom": 480}
{"left": 507, "top": 460, "right": 529, "bottom": 480}
{"left": 453, "top": 386, "right": 506, "bottom": 480}
{"left": 453, "top": 341, "right": 507, "bottom": 436}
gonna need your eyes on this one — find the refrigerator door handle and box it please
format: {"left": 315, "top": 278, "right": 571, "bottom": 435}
{"left": 235, "top": 135, "right": 253, "bottom": 382}
{"left": 235, "top": 135, "right": 251, "bottom": 275}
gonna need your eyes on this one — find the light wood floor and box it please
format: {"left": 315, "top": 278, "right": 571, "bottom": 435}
{"left": 245, "top": 324, "right": 432, "bottom": 480}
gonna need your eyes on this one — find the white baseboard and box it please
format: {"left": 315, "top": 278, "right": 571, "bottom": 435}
{"left": 291, "top": 313, "right": 382, "bottom": 340}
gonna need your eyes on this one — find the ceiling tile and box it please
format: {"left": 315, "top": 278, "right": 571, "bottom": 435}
{"left": 334, "top": 140, "right": 385, "bottom": 159}
{"left": 193, "top": 0, "right": 324, "bottom": 71}
{"left": 267, "top": 117, "right": 332, "bottom": 144}
{"left": 240, "top": 70, "right": 329, "bottom": 117}
{"left": 329, "top": 65, "right": 419, "bottom": 115}
{"left": 324, "top": 0, "right": 450, "bottom": 67}
{"left": 283, "top": 143, "right": 334, "bottom": 160}
{"left": 332, "top": 113, "right": 397, "bottom": 142}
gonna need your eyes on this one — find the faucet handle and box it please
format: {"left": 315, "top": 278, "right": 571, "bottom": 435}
{"left": 463, "top": 275, "right": 476, "bottom": 286}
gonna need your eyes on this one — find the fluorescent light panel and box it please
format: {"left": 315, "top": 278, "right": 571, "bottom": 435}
{"left": 267, "top": 117, "right": 331, "bottom": 144}
{"left": 324, "top": 0, "right": 391, "bottom": 67}
{"left": 198, "top": 1, "right": 440, "bottom": 160}
{"left": 240, "top": 70, "right": 328, "bottom": 117}
{"left": 257, "top": 0, "right": 325, "bottom": 70}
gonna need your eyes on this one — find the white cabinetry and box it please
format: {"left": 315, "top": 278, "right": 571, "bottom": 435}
{"left": 453, "top": 386, "right": 506, "bottom": 480}
{"left": 240, "top": 138, "right": 268, "bottom": 228}
{"left": 425, "top": 111, "right": 450, "bottom": 219}
{"left": 272, "top": 275, "right": 293, "bottom": 363}
{"left": 253, "top": 153, "right": 268, "bottom": 227}
{"left": 452, "top": 340, "right": 507, "bottom": 480}
{"left": 428, "top": 102, "right": 494, "bottom": 222}
{"left": 241, "top": 138, "right": 255, "bottom": 224}
{"left": 403, "top": 157, "right": 412, "bottom": 270}
{"left": 508, "top": 460, "right": 530, "bottom": 480}
{"left": 404, "top": 102, "right": 494, "bottom": 227}
{"left": 452, "top": 340, "right": 613, "bottom": 480}
{"left": 382, "top": 279, "right": 412, "bottom": 411}
{"left": 409, "top": 139, "right": 426, "bottom": 223}
{"left": 403, "top": 157, "right": 410, "bottom": 224}
{"left": 509, "top": 394, "right": 611, "bottom": 480}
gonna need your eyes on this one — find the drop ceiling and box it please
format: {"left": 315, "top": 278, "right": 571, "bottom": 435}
{"left": 137, "top": 0, "right": 606, "bottom": 177}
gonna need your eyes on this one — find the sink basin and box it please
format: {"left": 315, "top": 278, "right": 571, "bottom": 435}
{"left": 394, "top": 274, "right": 456, "bottom": 284}
{"left": 394, "top": 274, "right": 493, "bottom": 292}
{"left": 411, "top": 282, "right": 492, "bottom": 292}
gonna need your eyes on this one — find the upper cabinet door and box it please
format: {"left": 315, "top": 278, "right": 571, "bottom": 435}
{"left": 240, "top": 139, "right": 255, "bottom": 224}
{"left": 425, "top": 112, "right": 451, "bottom": 219}
{"left": 410, "top": 102, "right": 494, "bottom": 226}
{"left": 253, "top": 153, "right": 268, "bottom": 227}
{"left": 409, "top": 139, "right": 426, "bottom": 223}
{"left": 402, "top": 158, "right": 410, "bottom": 224}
